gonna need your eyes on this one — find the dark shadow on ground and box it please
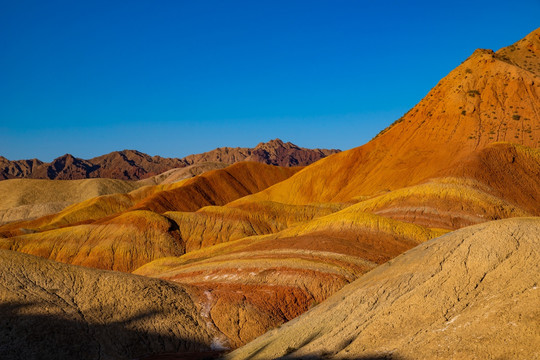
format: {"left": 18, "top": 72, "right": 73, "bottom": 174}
{"left": 0, "top": 301, "right": 213, "bottom": 360}
{"left": 145, "top": 352, "right": 407, "bottom": 359}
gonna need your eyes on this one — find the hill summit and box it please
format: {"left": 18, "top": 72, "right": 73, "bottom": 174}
{"left": 241, "top": 27, "right": 540, "bottom": 206}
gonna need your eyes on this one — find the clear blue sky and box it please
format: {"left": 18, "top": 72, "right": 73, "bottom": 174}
{"left": 1, "top": 0, "right": 539, "bottom": 161}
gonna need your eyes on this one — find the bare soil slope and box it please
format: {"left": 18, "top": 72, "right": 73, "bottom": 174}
{"left": 134, "top": 209, "right": 446, "bottom": 347}
{"left": 226, "top": 217, "right": 540, "bottom": 360}
{"left": 139, "top": 162, "right": 229, "bottom": 185}
{"left": 241, "top": 28, "right": 540, "bottom": 206}
{"left": 0, "top": 249, "right": 223, "bottom": 360}
{"left": 0, "top": 178, "right": 141, "bottom": 224}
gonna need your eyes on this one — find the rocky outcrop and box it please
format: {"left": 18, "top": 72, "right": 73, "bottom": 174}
{"left": 182, "top": 139, "right": 339, "bottom": 168}
{"left": 0, "top": 156, "right": 43, "bottom": 179}
{"left": 246, "top": 139, "right": 339, "bottom": 167}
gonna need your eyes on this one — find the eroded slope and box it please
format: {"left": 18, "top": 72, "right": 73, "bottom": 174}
{"left": 0, "top": 178, "right": 141, "bottom": 224}
{"left": 135, "top": 211, "right": 446, "bottom": 347}
{"left": 239, "top": 29, "right": 540, "bottom": 205}
{"left": 226, "top": 217, "right": 540, "bottom": 360}
{"left": 0, "top": 249, "right": 223, "bottom": 360}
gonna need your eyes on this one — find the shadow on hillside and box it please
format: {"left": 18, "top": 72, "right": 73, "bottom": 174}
{"left": 279, "top": 356, "right": 406, "bottom": 360}
{"left": 0, "top": 301, "right": 216, "bottom": 360}
{"left": 145, "top": 354, "right": 406, "bottom": 360}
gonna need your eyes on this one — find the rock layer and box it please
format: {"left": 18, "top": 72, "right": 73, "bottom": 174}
{"left": 134, "top": 211, "right": 446, "bottom": 347}
{"left": 226, "top": 218, "right": 540, "bottom": 360}
{"left": 0, "top": 163, "right": 299, "bottom": 271}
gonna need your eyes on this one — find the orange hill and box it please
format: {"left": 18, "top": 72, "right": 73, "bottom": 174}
{"left": 129, "top": 29, "right": 540, "bottom": 347}
{"left": 240, "top": 28, "right": 540, "bottom": 206}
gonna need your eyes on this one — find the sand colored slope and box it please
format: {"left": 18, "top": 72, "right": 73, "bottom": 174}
{"left": 0, "top": 162, "right": 298, "bottom": 236}
{"left": 134, "top": 212, "right": 445, "bottom": 347}
{"left": 226, "top": 217, "right": 540, "bottom": 360}
{"left": 0, "top": 178, "right": 141, "bottom": 224}
{"left": 237, "top": 29, "right": 540, "bottom": 206}
{"left": 0, "top": 249, "right": 224, "bottom": 360}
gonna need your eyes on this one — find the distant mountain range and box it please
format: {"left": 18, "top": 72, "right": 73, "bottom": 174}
{"left": 0, "top": 139, "right": 340, "bottom": 180}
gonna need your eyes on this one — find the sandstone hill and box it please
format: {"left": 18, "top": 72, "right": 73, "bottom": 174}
{"left": 0, "top": 178, "right": 143, "bottom": 225}
{"left": 0, "top": 162, "right": 299, "bottom": 271}
{"left": 225, "top": 217, "right": 540, "bottom": 360}
{"left": 0, "top": 140, "right": 339, "bottom": 180}
{"left": 0, "top": 162, "right": 230, "bottom": 225}
{"left": 0, "top": 249, "right": 224, "bottom": 360}
{"left": 241, "top": 28, "right": 540, "bottom": 207}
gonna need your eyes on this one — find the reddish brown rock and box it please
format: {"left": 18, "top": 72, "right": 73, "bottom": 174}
{"left": 0, "top": 140, "right": 339, "bottom": 180}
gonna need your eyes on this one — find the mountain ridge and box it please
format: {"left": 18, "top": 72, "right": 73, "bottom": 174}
{"left": 0, "top": 139, "right": 340, "bottom": 180}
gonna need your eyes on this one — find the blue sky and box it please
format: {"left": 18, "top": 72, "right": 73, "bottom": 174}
{"left": 1, "top": 1, "right": 539, "bottom": 161}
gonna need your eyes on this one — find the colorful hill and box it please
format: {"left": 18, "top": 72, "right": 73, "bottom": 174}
{"left": 0, "top": 162, "right": 299, "bottom": 271}
{"left": 134, "top": 212, "right": 446, "bottom": 347}
{"left": 240, "top": 29, "right": 540, "bottom": 205}
{"left": 225, "top": 217, "right": 540, "bottom": 360}
{"left": 130, "top": 28, "right": 540, "bottom": 349}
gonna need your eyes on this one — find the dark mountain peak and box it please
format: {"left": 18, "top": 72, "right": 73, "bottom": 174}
{"left": 55, "top": 153, "right": 75, "bottom": 160}
{"left": 255, "top": 138, "right": 285, "bottom": 148}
